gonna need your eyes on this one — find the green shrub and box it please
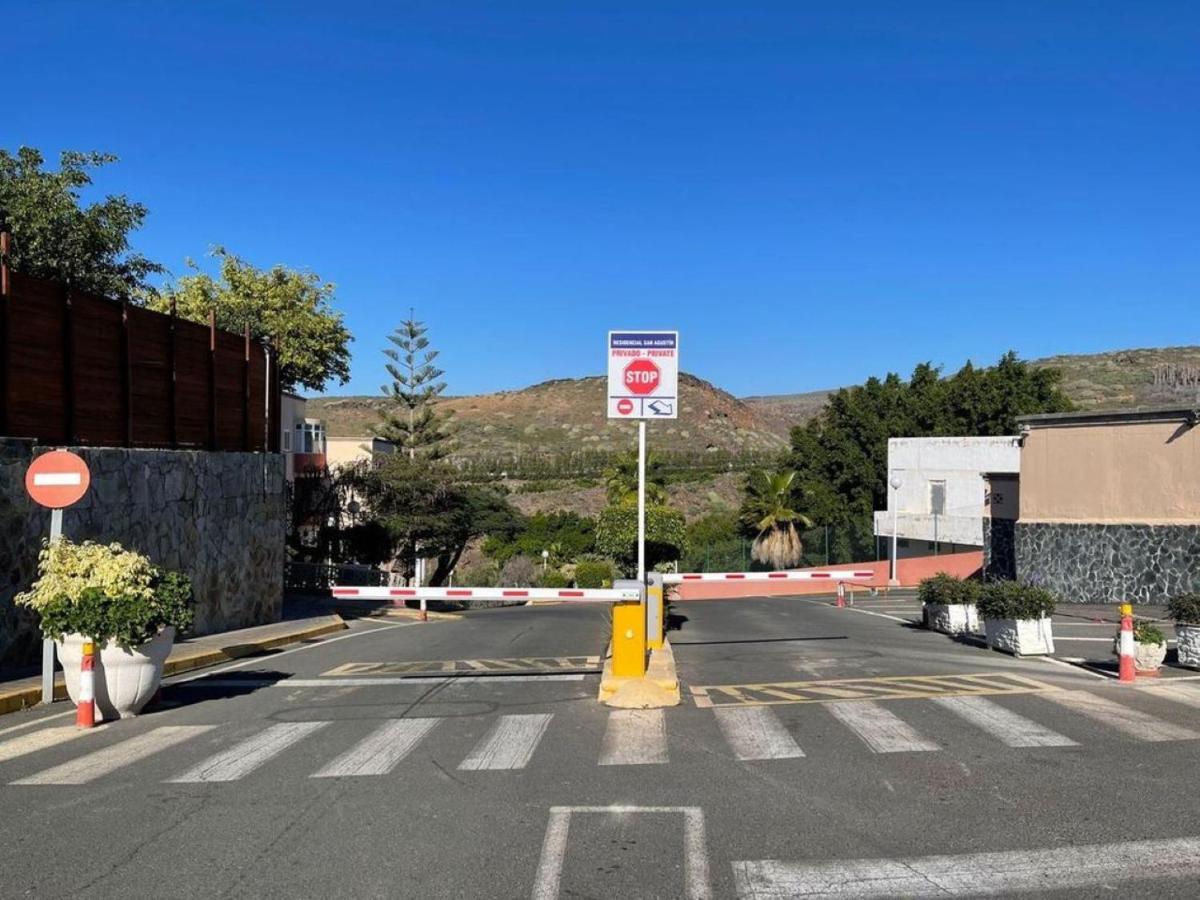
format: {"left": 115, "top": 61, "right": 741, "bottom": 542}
{"left": 538, "top": 569, "right": 571, "bottom": 589}
{"left": 1167, "top": 593, "right": 1200, "bottom": 626}
{"left": 978, "top": 581, "right": 1056, "bottom": 621}
{"left": 575, "top": 560, "right": 614, "bottom": 589}
{"left": 1132, "top": 619, "right": 1166, "bottom": 646}
{"left": 917, "top": 573, "right": 980, "bottom": 607}
{"left": 16, "top": 539, "right": 194, "bottom": 648}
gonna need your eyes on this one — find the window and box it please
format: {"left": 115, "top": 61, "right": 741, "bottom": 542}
{"left": 929, "top": 480, "right": 946, "bottom": 516}
{"left": 282, "top": 430, "right": 292, "bottom": 452}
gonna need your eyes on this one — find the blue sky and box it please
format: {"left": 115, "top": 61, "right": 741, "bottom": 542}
{"left": 6, "top": 2, "right": 1197, "bottom": 398}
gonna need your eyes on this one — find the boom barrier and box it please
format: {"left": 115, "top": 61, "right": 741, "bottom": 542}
{"left": 331, "top": 586, "right": 640, "bottom": 603}
{"left": 663, "top": 570, "right": 875, "bottom": 584}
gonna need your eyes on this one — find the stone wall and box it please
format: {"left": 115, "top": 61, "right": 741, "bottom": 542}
{"left": 1015, "top": 521, "right": 1200, "bottom": 604}
{"left": 983, "top": 518, "right": 1017, "bottom": 582}
{"left": 1, "top": 441, "right": 285, "bottom": 672}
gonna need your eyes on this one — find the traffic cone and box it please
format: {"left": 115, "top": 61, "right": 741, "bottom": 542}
{"left": 836, "top": 582, "right": 846, "bottom": 608}
{"left": 76, "top": 640, "right": 96, "bottom": 728}
{"left": 1117, "top": 603, "right": 1136, "bottom": 683}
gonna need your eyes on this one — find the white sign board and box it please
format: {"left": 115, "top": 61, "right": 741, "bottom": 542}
{"left": 607, "top": 331, "right": 679, "bottom": 419}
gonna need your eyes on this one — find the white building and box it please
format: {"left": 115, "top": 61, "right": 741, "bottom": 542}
{"left": 873, "top": 436, "right": 1020, "bottom": 558}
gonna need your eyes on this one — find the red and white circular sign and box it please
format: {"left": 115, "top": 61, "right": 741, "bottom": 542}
{"left": 623, "top": 359, "right": 660, "bottom": 396}
{"left": 25, "top": 450, "right": 91, "bottom": 509}
{"left": 616, "top": 398, "right": 634, "bottom": 415}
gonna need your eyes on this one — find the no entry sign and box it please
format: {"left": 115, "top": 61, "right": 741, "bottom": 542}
{"left": 25, "top": 450, "right": 91, "bottom": 509}
{"left": 607, "top": 331, "right": 678, "bottom": 419}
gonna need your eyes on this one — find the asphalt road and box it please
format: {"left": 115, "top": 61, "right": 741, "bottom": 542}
{"left": 2, "top": 595, "right": 1200, "bottom": 899}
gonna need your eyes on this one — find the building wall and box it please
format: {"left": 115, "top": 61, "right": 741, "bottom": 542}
{"left": 1, "top": 441, "right": 285, "bottom": 672}
{"left": 874, "top": 436, "right": 1021, "bottom": 548}
{"left": 1015, "top": 414, "right": 1200, "bottom": 603}
{"left": 325, "top": 436, "right": 394, "bottom": 470}
{"left": 1019, "top": 420, "right": 1199, "bottom": 523}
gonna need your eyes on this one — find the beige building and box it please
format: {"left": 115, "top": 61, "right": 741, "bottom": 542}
{"left": 1013, "top": 406, "right": 1200, "bottom": 603}
{"left": 326, "top": 435, "right": 396, "bottom": 469}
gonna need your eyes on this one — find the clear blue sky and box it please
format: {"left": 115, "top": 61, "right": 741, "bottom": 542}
{"left": 7, "top": 2, "right": 1197, "bottom": 398}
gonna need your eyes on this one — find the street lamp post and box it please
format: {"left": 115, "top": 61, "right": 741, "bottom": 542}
{"left": 889, "top": 472, "right": 903, "bottom": 586}
{"left": 541, "top": 549, "right": 549, "bottom": 574}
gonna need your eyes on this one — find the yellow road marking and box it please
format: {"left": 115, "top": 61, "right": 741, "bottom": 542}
{"left": 690, "top": 672, "right": 1056, "bottom": 708}
{"left": 322, "top": 656, "right": 600, "bottom": 677}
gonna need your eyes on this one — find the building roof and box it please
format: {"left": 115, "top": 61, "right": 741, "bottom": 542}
{"left": 1018, "top": 405, "right": 1200, "bottom": 428}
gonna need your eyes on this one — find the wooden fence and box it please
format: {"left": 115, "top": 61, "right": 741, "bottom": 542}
{"left": 0, "top": 236, "right": 280, "bottom": 452}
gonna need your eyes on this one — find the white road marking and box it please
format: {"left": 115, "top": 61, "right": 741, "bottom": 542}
{"left": 932, "top": 695, "right": 1077, "bottom": 747}
{"left": 312, "top": 718, "right": 439, "bottom": 777}
{"left": 0, "top": 711, "right": 76, "bottom": 739}
{"left": 178, "top": 674, "right": 585, "bottom": 689}
{"left": 598, "top": 709, "right": 668, "bottom": 765}
{"left": 0, "top": 725, "right": 103, "bottom": 764}
{"left": 12, "top": 726, "right": 214, "bottom": 785}
{"left": 826, "top": 701, "right": 938, "bottom": 753}
{"left": 714, "top": 707, "right": 804, "bottom": 760}
{"left": 532, "top": 806, "right": 710, "bottom": 900}
{"left": 169, "top": 721, "right": 328, "bottom": 782}
{"left": 732, "top": 835, "right": 1200, "bottom": 898}
{"left": 1142, "top": 683, "right": 1200, "bottom": 710}
{"left": 1043, "top": 690, "right": 1199, "bottom": 741}
{"left": 459, "top": 714, "right": 552, "bottom": 771}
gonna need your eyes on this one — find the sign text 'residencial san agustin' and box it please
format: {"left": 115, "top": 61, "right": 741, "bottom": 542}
{"left": 606, "top": 331, "right": 679, "bottom": 419}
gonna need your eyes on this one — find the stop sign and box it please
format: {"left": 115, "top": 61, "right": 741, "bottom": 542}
{"left": 623, "top": 359, "right": 660, "bottom": 396}
{"left": 25, "top": 450, "right": 91, "bottom": 509}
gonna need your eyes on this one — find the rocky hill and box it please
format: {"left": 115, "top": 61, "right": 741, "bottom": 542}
{"left": 1033, "top": 346, "right": 1200, "bottom": 410}
{"left": 309, "top": 372, "right": 787, "bottom": 459}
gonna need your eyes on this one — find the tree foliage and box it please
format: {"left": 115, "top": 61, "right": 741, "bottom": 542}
{"left": 602, "top": 450, "right": 668, "bottom": 506}
{"left": 153, "top": 249, "right": 352, "bottom": 393}
{"left": 0, "top": 147, "right": 164, "bottom": 299}
{"left": 482, "top": 511, "right": 596, "bottom": 565}
{"left": 739, "top": 470, "right": 814, "bottom": 569}
{"left": 375, "top": 315, "right": 455, "bottom": 459}
{"left": 344, "top": 455, "right": 519, "bottom": 586}
{"left": 595, "top": 504, "right": 685, "bottom": 574}
{"left": 788, "top": 352, "right": 1072, "bottom": 563}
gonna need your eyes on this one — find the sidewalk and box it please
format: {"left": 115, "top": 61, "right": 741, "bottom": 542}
{"left": 0, "top": 609, "right": 346, "bottom": 716}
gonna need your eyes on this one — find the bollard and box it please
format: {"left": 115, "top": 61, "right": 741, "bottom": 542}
{"left": 420, "top": 595, "right": 427, "bottom": 622}
{"left": 611, "top": 579, "right": 646, "bottom": 678}
{"left": 836, "top": 582, "right": 846, "bottom": 608}
{"left": 76, "top": 640, "right": 96, "bottom": 728}
{"left": 1117, "top": 603, "right": 1135, "bottom": 683}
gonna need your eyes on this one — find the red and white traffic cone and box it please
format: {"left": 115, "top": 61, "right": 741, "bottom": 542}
{"left": 836, "top": 582, "right": 846, "bottom": 608}
{"left": 76, "top": 639, "right": 96, "bottom": 728}
{"left": 1117, "top": 603, "right": 1136, "bottom": 683}
{"left": 420, "top": 596, "right": 428, "bottom": 622}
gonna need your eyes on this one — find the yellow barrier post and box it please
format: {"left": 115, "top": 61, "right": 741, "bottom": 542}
{"left": 611, "top": 580, "right": 646, "bottom": 678}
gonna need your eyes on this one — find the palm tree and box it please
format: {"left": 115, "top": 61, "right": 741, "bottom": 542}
{"left": 740, "top": 469, "right": 814, "bottom": 569}
{"left": 603, "top": 450, "right": 668, "bottom": 506}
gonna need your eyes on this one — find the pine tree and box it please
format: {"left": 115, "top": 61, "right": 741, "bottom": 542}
{"left": 375, "top": 312, "right": 454, "bottom": 459}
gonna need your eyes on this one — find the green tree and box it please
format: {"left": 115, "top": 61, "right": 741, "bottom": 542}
{"left": 482, "top": 511, "right": 597, "bottom": 565}
{"left": 376, "top": 314, "right": 455, "bottom": 460}
{"left": 595, "top": 504, "right": 685, "bottom": 575}
{"left": 343, "top": 455, "right": 519, "bottom": 586}
{"left": 153, "top": 249, "right": 352, "bottom": 393}
{"left": 739, "top": 470, "right": 814, "bottom": 569}
{"left": 0, "top": 147, "right": 164, "bottom": 299}
{"left": 602, "top": 450, "right": 668, "bottom": 506}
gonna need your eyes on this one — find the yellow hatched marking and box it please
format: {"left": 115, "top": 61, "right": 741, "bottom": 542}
{"left": 322, "top": 656, "right": 600, "bottom": 677}
{"left": 691, "top": 672, "right": 1058, "bottom": 707}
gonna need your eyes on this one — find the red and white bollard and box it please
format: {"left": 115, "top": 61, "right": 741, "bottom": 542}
{"left": 836, "top": 582, "right": 846, "bottom": 608}
{"left": 76, "top": 639, "right": 96, "bottom": 728}
{"left": 1117, "top": 602, "right": 1136, "bottom": 683}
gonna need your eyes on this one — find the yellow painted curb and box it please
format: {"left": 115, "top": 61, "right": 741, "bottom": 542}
{"left": 598, "top": 638, "right": 681, "bottom": 708}
{"left": 0, "top": 616, "right": 348, "bottom": 717}
{"left": 372, "top": 609, "right": 462, "bottom": 621}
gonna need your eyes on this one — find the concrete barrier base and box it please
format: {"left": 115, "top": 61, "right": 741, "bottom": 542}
{"left": 598, "top": 638, "right": 681, "bottom": 708}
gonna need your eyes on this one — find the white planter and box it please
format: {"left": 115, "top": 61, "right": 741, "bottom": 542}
{"left": 56, "top": 628, "right": 175, "bottom": 721}
{"left": 983, "top": 617, "right": 1054, "bottom": 656}
{"left": 1177, "top": 625, "right": 1200, "bottom": 670}
{"left": 1135, "top": 641, "right": 1167, "bottom": 673}
{"left": 924, "top": 603, "right": 979, "bottom": 635}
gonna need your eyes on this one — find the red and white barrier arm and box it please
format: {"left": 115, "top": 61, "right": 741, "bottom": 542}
{"left": 331, "top": 586, "right": 641, "bottom": 604}
{"left": 662, "top": 570, "right": 875, "bottom": 584}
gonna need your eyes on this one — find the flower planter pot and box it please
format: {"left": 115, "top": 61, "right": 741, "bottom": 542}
{"left": 1177, "top": 625, "right": 1200, "bottom": 670}
{"left": 924, "top": 603, "right": 979, "bottom": 635}
{"left": 983, "top": 617, "right": 1054, "bottom": 656}
{"left": 56, "top": 628, "right": 175, "bottom": 721}
{"left": 1134, "top": 640, "right": 1167, "bottom": 674}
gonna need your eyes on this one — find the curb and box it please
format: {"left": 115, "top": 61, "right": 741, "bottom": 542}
{"left": 0, "top": 615, "right": 347, "bottom": 718}
{"left": 598, "top": 638, "right": 681, "bottom": 708}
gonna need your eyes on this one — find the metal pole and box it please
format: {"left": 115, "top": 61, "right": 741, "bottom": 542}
{"left": 890, "top": 487, "right": 899, "bottom": 585}
{"left": 42, "top": 508, "right": 63, "bottom": 704}
{"left": 637, "top": 420, "right": 646, "bottom": 584}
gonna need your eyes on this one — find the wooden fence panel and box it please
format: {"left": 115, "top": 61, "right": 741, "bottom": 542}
{"left": 126, "top": 304, "right": 174, "bottom": 448}
{"left": 70, "top": 291, "right": 126, "bottom": 446}
{"left": 173, "top": 317, "right": 212, "bottom": 448}
{"left": 214, "top": 329, "right": 246, "bottom": 449}
{"left": 6, "top": 274, "right": 66, "bottom": 442}
{"left": 248, "top": 346, "right": 268, "bottom": 451}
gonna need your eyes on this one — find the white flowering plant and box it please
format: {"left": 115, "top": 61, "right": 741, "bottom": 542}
{"left": 16, "top": 539, "right": 193, "bottom": 648}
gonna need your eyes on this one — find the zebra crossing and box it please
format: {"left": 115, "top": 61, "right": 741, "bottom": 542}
{"left": 3, "top": 683, "right": 1199, "bottom": 787}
